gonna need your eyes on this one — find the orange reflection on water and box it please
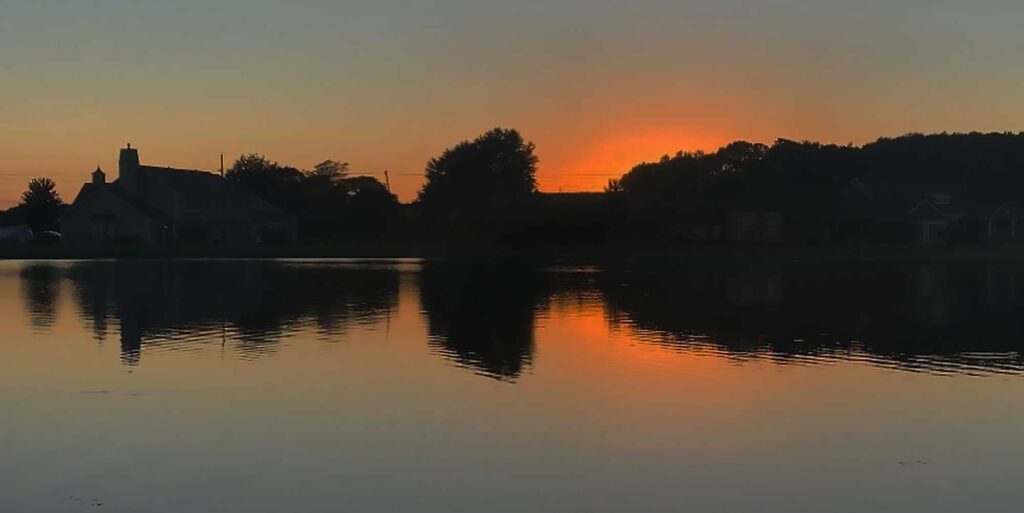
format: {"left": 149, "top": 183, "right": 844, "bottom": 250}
{"left": 6, "top": 262, "right": 1024, "bottom": 513}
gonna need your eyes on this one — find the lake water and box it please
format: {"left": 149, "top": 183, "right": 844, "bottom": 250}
{"left": 4, "top": 259, "right": 1024, "bottom": 512}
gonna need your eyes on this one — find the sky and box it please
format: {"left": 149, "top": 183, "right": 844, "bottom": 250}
{"left": 2, "top": 0, "right": 1024, "bottom": 207}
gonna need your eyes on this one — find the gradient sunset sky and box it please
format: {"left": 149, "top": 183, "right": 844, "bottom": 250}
{"left": 2, "top": 0, "right": 1024, "bottom": 206}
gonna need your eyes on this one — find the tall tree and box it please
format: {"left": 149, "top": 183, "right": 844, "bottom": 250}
{"left": 20, "top": 177, "right": 63, "bottom": 232}
{"left": 226, "top": 154, "right": 304, "bottom": 211}
{"left": 417, "top": 128, "right": 538, "bottom": 230}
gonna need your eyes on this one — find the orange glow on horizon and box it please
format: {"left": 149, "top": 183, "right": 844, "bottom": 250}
{"left": 0, "top": 128, "right": 736, "bottom": 208}
{"left": 539, "top": 128, "right": 731, "bottom": 193}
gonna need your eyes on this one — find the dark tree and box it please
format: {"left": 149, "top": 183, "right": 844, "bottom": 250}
{"left": 337, "top": 176, "right": 397, "bottom": 218}
{"left": 226, "top": 153, "right": 276, "bottom": 177}
{"left": 301, "top": 174, "right": 398, "bottom": 238}
{"left": 19, "top": 177, "right": 64, "bottom": 232}
{"left": 227, "top": 153, "right": 400, "bottom": 239}
{"left": 309, "top": 160, "right": 349, "bottom": 181}
{"left": 339, "top": 176, "right": 399, "bottom": 235}
{"left": 417, "top": 128, "right": 539, "bottom": 233}
{"left": 606, "top": 132, "right": 1024, "bottom": 244}
{"left": 225, "top": 154, "right": 305, "bottom": 212}
{"left": 604, "top": 178, "right": 623, "bottom": 193}
{"left": 0, "top": 205, "right": 20, "bottom": 227}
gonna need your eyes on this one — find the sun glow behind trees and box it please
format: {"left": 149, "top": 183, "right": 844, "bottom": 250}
{"left": 4, "top": 2, "right": 1024, "bottom": 206}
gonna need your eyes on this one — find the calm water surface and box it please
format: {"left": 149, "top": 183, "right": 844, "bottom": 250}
{"left": 4, "top": 259, "right": 1024, "bottom": 512}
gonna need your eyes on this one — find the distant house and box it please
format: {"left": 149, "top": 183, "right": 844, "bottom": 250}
{"left": 840, "top": 178, "right": 1022, "bottom": 244}
{"left": 977, "top": 204, "right": 1022, "bottom": 243}
{"left": 902, "top": 191, "right": 1024, "bottom": 245}
{"left": 720, "top": 211, "right": 782, "bottom": 243}
{"left": 61, "top": 145, "right": 296, "bottom": 244}
{"left": 726, "top": 212, "right": 783, "bottom": 243}
{"left": 907, "top": 193, "right": 962, "bottom": 244}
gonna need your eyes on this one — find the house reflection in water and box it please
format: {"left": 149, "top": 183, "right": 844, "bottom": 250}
{"left": 58, "top": 261, "right": 400, "bottom": 365}
{"left": 15, "top": 260, "right": 1024, "bottom": 377}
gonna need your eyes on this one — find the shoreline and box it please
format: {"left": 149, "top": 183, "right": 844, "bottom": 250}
{"left": 7, "top": 242, "right": 1024, "bottom": 263}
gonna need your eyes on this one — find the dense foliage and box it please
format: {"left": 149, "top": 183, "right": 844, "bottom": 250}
{"left": 226, "top": 154, "right": 398, "bottom": 239}
{"left": 417, "top": 128, "right": 538, "bottom": 236}
{"left": 0, "top": 178, "right": 65, "bottom": 232}
{"left": 608, "top": 132, "right": 1024, "bottom": 242}
{"left": 12, "top": 130, "right": 1024, "bottom": 248}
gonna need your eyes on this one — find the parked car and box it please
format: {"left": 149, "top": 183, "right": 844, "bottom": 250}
{"left": 0, "top": 225, "right": 33, "bottom": 243}
{"left": 33, "top": 231, "right": 62, "bottom": 243}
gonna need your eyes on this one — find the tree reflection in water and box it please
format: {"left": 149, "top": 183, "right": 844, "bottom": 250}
{"left": 51, "top": 261, "right": 399, "bottom": 365}
{"left": 599, "top": 262, "right": 1024, "bottom": 374}
{"left": 418, "top": 262, "right": 550, "bottom": 381}
{"left": 16, "top": 260, "right": 1024, "bottom": 377}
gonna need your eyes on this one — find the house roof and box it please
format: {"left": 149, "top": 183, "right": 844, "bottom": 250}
{"left": 907, "top": 199, "right": 957, "bottom": 221}
{"left": 139, "top": 165, "right": 230, "bottom": 195}
{"left": 843, "top": 179, "right": 900, "bottom": 219}
{"left": 107, "top": 181, "right": 167, "bottom": 219}
{"left": 843, "top": 178, "right": 990, "bottom": 221}
{"left": 136, "top": 165, "right": 293, "bottom": 222}
{"left": 65, "top": 143, "right": 307, "bottom": 227}
{"left": 973, "top": 203, "right": 1024, "bottom": 219}
{"left": 61, "top": 182, "right": 165, "bottom": 221}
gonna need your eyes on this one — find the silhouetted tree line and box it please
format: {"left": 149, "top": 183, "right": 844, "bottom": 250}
{"left": 225, "top": 155, "right": 400, "bottom": 240}
{"left": 407, "top": 130, "right": 1024, "bottom": 247}
{"left": 11, "top": 130, "right": 1024, "bottom": 247}
{"left": 223, "top": 127, "right": 575, "bottom": 246}
{"left": 607, "top": 132, "right": 1024, "bottom": 244}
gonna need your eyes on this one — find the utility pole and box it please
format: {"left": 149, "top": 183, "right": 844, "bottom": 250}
{"left": 384, "top": 169, "right": 391, "bottom": 193}
{"left": 220, "top": 153, "right": 225, "bottom": 177}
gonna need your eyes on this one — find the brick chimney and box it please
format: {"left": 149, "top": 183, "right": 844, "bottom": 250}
{"left": 119, "top": 143, "right": 140, "bottom": 194}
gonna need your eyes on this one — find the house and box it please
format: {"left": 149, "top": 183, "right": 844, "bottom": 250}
{"left": 726, "top": 212, "right": 783, "bottom": 243}
{"left": 841, "top": 179, "right": 1001, "bottom": 244}
{"left": 907, "top": 193, "right": 963, "bottom": 244}
{"left": 61, "top": 145, "right": 296, "bottom": 244}
{"left": 901, "top": 191, "right": 1024, "bottom": 244}
{"left": 977, "top": 204, "right": 1022, "bottom": 243}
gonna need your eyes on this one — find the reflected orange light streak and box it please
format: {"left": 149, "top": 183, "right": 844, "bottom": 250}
{"left": 543, "top": 298, "right": 737, "bottom": 375}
